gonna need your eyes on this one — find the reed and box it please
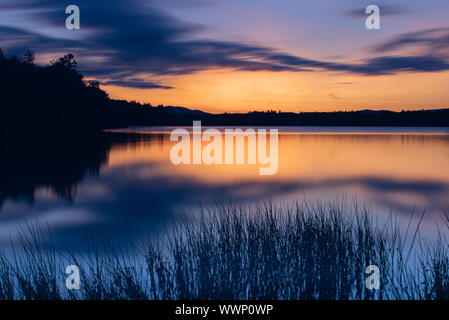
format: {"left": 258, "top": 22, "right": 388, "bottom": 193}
{"left": 0, "top": 201, "right": 447, "bottom": 300}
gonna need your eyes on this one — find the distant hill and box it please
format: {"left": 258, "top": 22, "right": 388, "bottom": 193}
{"left": 359, "top": 109, "right": 395, "bottom": 114}
{"left": 164, "top": 106, "right": 210, "bottom": 117}
{"left": 359, "top": 108, "right": 449, "bottom": 114}
{"left": 198, "top": 109, "right": 449, "bottom": 127}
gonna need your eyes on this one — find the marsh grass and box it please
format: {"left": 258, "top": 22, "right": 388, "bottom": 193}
{"left": 0, "top": 201, "right": 447, "bottom": 300}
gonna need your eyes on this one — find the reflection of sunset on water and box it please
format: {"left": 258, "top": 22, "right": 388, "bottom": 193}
{"left": 107, "top": 132, "right": 449, "bottom": 184}
{"left": 1, "top": 129, "right": 448, "bottom": 247}
{"left": 102, "top": 129, "right": 449, "bottom": 231}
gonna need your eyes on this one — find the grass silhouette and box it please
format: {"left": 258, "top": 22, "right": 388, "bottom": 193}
{"left": 0, "top": 201, "right": 447, "bottom": 300}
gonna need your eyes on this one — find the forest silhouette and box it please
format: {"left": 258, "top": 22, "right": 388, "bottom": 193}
{"left": 0, "top": 49, "right": 166, "bottom": 130}
{"left": 0, "top": 130, "right": 159, "bottom": 209}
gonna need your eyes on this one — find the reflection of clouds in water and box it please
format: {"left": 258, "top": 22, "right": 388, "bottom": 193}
{"left": 0, "top": 208, "right": 100, "bottom": 243}
{"left": 0, "top": 131, "right": 448, "bottom": 248}
{"left": 13, "top": 168, "right": 448, "bottom": 245}
{"left": 75, "top": 183, "right": 114, "bottom": 201}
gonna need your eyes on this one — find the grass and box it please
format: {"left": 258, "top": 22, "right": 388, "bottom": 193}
{"left": 0, "top": 201, "right": 448, "bottom": 300}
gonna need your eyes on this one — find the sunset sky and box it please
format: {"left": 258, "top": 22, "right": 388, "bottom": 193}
{"left": 1, "top": 0, "right": 449, "bottom": 112}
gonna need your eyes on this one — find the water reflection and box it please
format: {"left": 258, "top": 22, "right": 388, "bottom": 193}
{"left": 0, "top": 128, "right": 448, "bottom": 248}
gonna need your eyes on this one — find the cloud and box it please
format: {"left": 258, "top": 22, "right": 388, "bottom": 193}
{"left": 0, "top": 25, "right": 82, "bottom": 53}
{"left": 374, "top": 27, "right": 449, "bottom": 56}
{"left": 266, "top": 53, "right": 449, "bottom": 75}
{"left": 353, "top": 56, "right": 449, "bottom": 74}
{"left": 1, "top": 0, "right": 449, "bottom": 90}
{"left": 336, "top": 82, "right": 353, "bottom": 85}
{"left": 346, "top": 4, "right": 409, "bottom": 18}
{"left": 101, "top": 79, "right": 174, "bottom": 89}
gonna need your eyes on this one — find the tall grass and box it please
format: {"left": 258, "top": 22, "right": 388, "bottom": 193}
{"left": 0, "top": 201, "right": 447, "bottom": 300}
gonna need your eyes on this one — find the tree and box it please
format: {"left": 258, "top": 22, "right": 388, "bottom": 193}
{"left": 51, "top": 53, "right": 77, "bottom": 70}
{"left": 22, "top": 49, "right": 35, "bottom": 65}
{"left": 87, "top": 80, "right": 100, "bottom": 89}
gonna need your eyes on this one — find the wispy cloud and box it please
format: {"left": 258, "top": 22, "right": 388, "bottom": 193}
{"left": 345, "top": 4, "right": 410, "bottom": 18}
{"left": 100, "top": 79, "right": 174, "bottom": 89}
{"left": 1, "top": 0, "right": 448, "bottom": 90}
{"left": 375, "top": 27, "right": 449, "bottom": 56}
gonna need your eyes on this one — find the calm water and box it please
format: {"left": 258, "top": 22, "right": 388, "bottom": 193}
{"left": 1, "top": 127, "right": 448, "bottom": 249}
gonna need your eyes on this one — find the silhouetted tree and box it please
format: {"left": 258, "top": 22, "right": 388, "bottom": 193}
{"left": 22, "top": 49, "right": 35, "bottom": 65}
{"left": 87, "top": 80, "right": 100, "bottom": 89}
{"left": 51, "top": 53, "right": 77, "bottom": 70}
{"left": 0, "top": 49, "right": 164, "bottom": 129}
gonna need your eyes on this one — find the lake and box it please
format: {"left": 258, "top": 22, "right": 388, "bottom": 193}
{"left": 1, "top": 126, "right": 448, "bottom": 249}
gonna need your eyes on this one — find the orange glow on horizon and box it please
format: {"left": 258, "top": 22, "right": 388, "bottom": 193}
{"left": 101, "top": 69, "right": 449, "bottom": 113}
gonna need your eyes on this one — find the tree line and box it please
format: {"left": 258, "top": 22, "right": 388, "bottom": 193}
{"left": 1, "top": 49, "right": 448, "bottom": 130}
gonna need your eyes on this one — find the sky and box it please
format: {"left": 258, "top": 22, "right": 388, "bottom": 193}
{"left": 1, "top": 0, "right": 449, "bottom": 113}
